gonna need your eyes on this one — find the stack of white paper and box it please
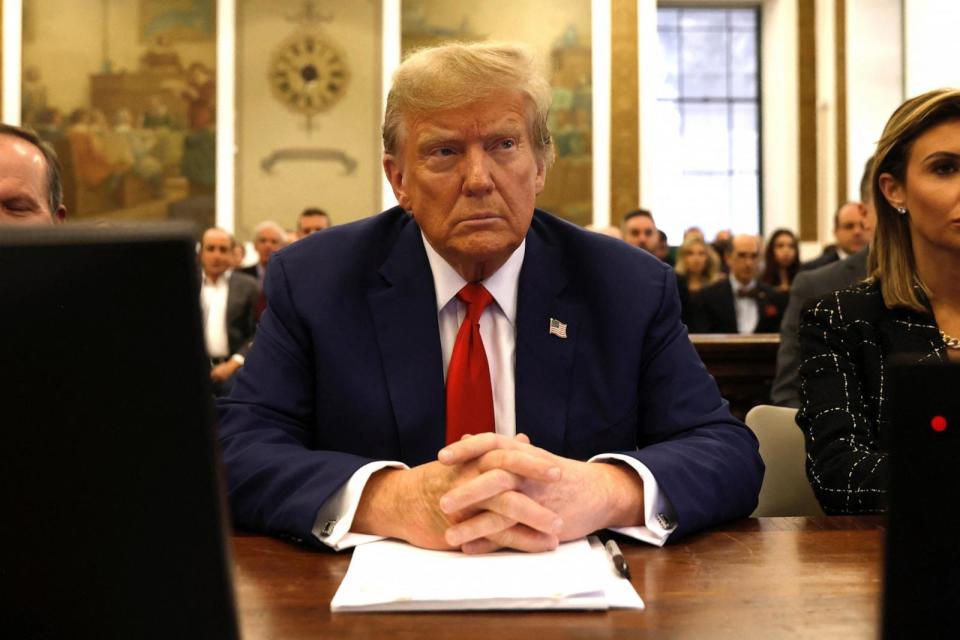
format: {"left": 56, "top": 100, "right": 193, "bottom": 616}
{"left": 330, "top": 536, "right": 644, "bottom": 612}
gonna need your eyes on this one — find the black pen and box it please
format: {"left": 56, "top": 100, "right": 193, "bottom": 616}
{"left": 604, "top": 539, "right": 632, "bottom": 580}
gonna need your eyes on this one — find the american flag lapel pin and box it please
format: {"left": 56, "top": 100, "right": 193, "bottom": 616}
{"left": 548, "top": 317, "right": 568, "bottom": 339}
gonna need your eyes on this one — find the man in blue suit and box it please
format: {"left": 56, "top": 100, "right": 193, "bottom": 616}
{"left": 218, "top": 42, "right": 763, "bottom": 554}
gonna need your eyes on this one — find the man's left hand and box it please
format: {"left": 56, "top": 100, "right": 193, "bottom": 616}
{"left": 437, "top": 434, "right": 645, "bottom": 553}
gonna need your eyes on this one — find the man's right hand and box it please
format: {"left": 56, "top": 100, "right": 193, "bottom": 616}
{"left": 350, "top": 443, "right": 565, "bottom": 552}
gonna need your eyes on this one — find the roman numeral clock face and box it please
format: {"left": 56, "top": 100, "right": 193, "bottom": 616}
{"left": 269, "top": 33, "right": 349, "bottom": 115}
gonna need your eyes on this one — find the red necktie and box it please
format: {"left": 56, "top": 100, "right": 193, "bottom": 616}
{"left": 445, "top": 283, "right": 496, "bottom": 444}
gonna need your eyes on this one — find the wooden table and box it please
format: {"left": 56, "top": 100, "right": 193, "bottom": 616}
{"left": 232, "top": 516, "right": 882, "bottom": 639}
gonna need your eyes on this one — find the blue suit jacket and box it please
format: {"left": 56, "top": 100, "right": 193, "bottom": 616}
{"left": 218, "top": 207, "right": 763, "bottom": 545}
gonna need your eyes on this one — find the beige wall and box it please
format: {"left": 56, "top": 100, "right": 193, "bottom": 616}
{"left": 235, "top": 0, "right": 381, "bottom": 240}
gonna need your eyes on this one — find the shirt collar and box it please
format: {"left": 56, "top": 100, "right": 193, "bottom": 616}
{"left": 202, "top": 269, "right": 232, "bottom": 287}
{"left": 421, "top": 231, "right": 525, "bottom": 326}
{"left": 729, "top": 274, "right": 756, "bottom": 293}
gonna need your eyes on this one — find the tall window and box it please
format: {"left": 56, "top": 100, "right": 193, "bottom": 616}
{"left": 656, "top": 6, "right": 760, "bottom": 240}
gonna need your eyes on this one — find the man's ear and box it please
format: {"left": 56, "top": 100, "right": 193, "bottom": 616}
{"left": 878, "top": 172, "right": 905, "bottom": 210}
{"left": 382, "top": 155, "right": 410, "bottom": 210}
{"left": 534, "top": 155, "right": 547, "bottom": 195}
{"left": 52, "top": 205, "right": 67, "bottom": 224}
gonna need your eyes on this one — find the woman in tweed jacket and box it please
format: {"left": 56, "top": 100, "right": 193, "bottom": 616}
{"left": 798, "top": 89, "right": 960, "bottom": 514}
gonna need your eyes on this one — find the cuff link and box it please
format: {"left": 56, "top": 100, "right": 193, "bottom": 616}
{"left": 319, "top": 519, "right": 337, "bottom": 537}
{"left": 655, "top": 512, "right": 675, "bottom": 530}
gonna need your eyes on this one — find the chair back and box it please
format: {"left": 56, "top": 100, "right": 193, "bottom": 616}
{"left": 745, "top": 405, "right": 824, "bottom": 517}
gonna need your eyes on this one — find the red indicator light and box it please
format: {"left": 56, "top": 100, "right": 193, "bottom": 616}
{"left": 931, "top": 416, "right": 948, "bottom": 432}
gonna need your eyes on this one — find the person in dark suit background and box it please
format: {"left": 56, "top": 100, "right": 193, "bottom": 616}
{"left": 801, "top": 201, "right": 871, "bottom": 271}
{"left": 199, "top": 227, "right": 259, "bottom": 397}
{"left": 239, "top": 220, "right": 287, "bottom": 288}
{"left": 797, "top": 88, "right": 960, "bottom": 514}
{"left": 217, "top": 41, "right": 762, "bottom": 555}
{"left": 770, "top": 158, "right": 875, "bottom": 407}
{"left": 689, "top": 234, "right": 786, "bottom": 334}
{"left": 239, "top": 220, "right": 287, "bottom": 320}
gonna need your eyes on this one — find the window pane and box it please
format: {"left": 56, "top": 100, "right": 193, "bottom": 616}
{"left": 681, "top": 103, "right": 729, "bottom": 173}
{"left": 731, "top": 104, "right": 758, "bottom": 172}
{"left": 729, "top": 9, "right": 757, "bottom": 30}
{"left": 654, "top": 6, "right": 760, "bottom": 239}
{"left": 658, "top": 7, "right": 680, "bottom": 29}
{"left": 730, "top": 174, "right": 761, "bottom": 235}
{"left": 680, "top": 9, "right": 726, "bottom": 30}
{"left": 658, "top": 29, "right": 680, "bottom": 99}
{"left": 730, "top": 32, "right": 757, "bottom": 98}
{"left": 680, "top": 31, "right": 728, "bottom": 98}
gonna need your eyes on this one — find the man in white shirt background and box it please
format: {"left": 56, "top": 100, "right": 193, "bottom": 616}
{"left": 199, "top": 227, "right": 259, "bottom": 397}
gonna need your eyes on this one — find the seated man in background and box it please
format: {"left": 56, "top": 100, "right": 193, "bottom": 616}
{"left": 771, "top": 159, "right": 875, "bottom": 407}
{"left": 801, "top": 201, "right": 871, "bottom": 271}
{"left": 297, "top": 207, "right": 331, "bottom": 237}
{"left": 218, "top": 42, "right": 763, "bottom": 554}
{"left": 199, "top": 227, "right": 259, "bottom": 397}
{"left": 689, "top": 234, "right": 786, "bottom": 334}
{"left": 239, "top": 220, "right": 287, "bottom": 319}
{"left": 239, "top": 220, "right": 287, "bottom": 288}
{"left": 0, "top": 123, "right": 67, "bottom": 225}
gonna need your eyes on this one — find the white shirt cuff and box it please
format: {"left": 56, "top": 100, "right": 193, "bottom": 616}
{"left": 311, "top": 460, "right": 409, "bottom": 550}
{"left": 588, "top": 453, "right": 678, "bottom": 547}
{"left": 230, "top": 354, "right": 245, "bottom": 366}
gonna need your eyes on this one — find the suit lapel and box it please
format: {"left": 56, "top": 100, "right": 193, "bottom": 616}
{"left": 367, "top": 220, "right": 446, "bottom": 465}
{"left": 514, "top": 225, "right": 580, "bottom": 455}
{"left": 719, "top": 280, "right": 738, "bottom": 332}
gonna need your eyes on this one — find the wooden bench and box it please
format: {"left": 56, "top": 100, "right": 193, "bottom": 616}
{"left": 690, "top": 333, "right": 780, "bottom": 420}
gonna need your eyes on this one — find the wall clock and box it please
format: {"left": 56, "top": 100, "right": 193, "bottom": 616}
{"left": 268, "top": 31, "right": 349, "bottom": 121}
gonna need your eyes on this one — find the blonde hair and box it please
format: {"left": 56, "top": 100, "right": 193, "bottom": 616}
{"left": 870, "top": 88, "right": 960, "bottom": 311}
{"left": 382, "top": 41, "right": 554, "bottom": 168}
{"left": 675, "top": 237, "right": 721, "bottom": 284}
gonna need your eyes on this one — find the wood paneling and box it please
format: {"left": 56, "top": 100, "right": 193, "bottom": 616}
{"left": 611, "top": 0, "right": 640, "bottom": 221}
{"left": 798, "top": 0, "right": 818, "bottom": 240}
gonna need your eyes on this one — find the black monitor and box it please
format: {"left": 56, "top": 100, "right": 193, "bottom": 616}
{"left": 883, "top": 360, "right": 960, "bottom": 638}
{"left": 0, "top": 223, "right": 239, "bottom": 639}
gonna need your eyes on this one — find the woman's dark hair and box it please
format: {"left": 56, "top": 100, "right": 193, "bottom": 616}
{"left": 760, "top": 228, "right": 799, "bottom": 288}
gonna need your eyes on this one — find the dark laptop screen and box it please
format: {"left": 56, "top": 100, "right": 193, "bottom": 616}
{"left": 884, "top": 360, "right": 960, "bottom": 638}
{"left": 0, "top": 224, "right": 239, "bottom": 639}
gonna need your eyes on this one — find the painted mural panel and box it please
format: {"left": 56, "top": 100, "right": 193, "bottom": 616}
{"left": 22, "top": 0, "right": 216, "bottom": 226}
{"left": 401, "top": 0, "right": 593, "bottom": 227}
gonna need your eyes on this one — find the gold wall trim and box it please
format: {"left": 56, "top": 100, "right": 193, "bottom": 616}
{"left": 835, "top": 0, "right": 848, "bottom": 204}
{"left": 611, "top": 0, "right": 639, "bottom": 222}
{"left": 797, "top": 0, "right": 818, "bottom": 241}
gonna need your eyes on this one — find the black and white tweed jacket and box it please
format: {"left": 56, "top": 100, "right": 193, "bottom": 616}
{"left": 796, "top": 279, "right": 947, "bottom": 514}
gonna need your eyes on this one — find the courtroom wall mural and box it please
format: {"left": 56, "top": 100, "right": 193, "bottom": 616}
{"left": 401, "top": 0, "right": 593, "bottom": 226}
{"left": 22, "top": 0, "right": 216, "bottom": 226}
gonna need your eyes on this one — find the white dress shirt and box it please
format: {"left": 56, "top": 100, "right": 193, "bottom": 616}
{"left": 313, "top": 234, "right": 677, "bottom": 549}
{"left": 730, "top": 275, "right": 759, "bottom": 335}
{"left": 201, "top": 271, "right": 231, "bottom": 358}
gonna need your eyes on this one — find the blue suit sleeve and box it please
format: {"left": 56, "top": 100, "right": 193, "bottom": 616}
{"left": 621, "top": 268, "right": 764, "bottom": 538}
{"left": 217, "top": 256, "right": 376, "bottom": 546}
